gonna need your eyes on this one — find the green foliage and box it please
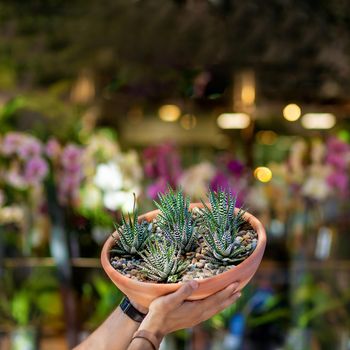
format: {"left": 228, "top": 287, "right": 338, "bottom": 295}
{"left": 155, "top": 187, "right": 197, "bottom": 253}
{"left": 11, "top": 291, "right": 31, "bottom": 326}
{"left": 111, "top": 201, "right": 152, "bottom": 256}
{"left": 140, "top": 237, "right": 189, "bottom": 283}
{"left": 83, "top": 275, "right": 123, "bottom": 329}
{"left": 0, "top": 268, "right": 63, "bottom": 327}
{"left": 200, "top": 189, "right": 247, "bottom": 265}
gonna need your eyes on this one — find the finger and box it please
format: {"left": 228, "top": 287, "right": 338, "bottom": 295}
{"left": 163, "top": 281, "right": 199, "bottom": 306}
{"left": 197, "top": 282, "right": 239, "bottom": 310}
{"left": 201, "top": 291, "right": 241, "bottom": 322}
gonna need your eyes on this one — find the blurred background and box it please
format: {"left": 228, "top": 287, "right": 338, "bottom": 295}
{"left": 0, "top": 1, "right": 349, "bottom": 349}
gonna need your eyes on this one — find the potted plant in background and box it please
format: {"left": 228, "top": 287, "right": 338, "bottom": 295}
{"left": 101, "top": 188, "right": 267, "bottom": 307}
{"left": 0, "top": 269, "right": 63, "bottom": 350}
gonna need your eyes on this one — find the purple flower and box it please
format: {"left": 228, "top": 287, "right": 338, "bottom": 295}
{"left": 46, "top": 138, "right": 62, "bottom": 159}
{"left": 58, "top": 173, "right": 82, "bottom": 205}
{"left": 327, "top": 172, "right": 348, "bottom": 194}
{"left": 18, "top": 137, "right": 42, "bottom": 160}
{"left": 6, "top": 170, "right": 27, "bottom": 189}
{"left": 227, "top": 160, "right": 245, "bottom": 176}
{"left": 1, "top": 132, "right": 24, "bottom": 155}
{"left": 61, "top": 144, "right": 83, "bottom": 172}
{"left": 210, "top": 172, "right": 231, "bottom": 192}
{"left": 327, "top": 137, "right": 350, "bottom": 153}
{"left": 326, "top": 153, "right": 347, "bottom": 169}
{"left": 146, "top": 179, "right": 168, "bottom": 199}
{"left": 24, "top": 157, "right": 48, "bottom": 185}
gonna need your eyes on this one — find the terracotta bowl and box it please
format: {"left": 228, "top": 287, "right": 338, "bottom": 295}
{"left": 101, "top": 203, "right": 267, "bottom": 308}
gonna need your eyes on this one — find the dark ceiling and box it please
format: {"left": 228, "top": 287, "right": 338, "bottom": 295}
{"left": 1, "top": 0, "right": 350, "bottom": 109}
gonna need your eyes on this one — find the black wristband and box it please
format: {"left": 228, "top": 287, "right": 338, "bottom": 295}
{"left": 119, "top": 297, "right": 147, "bottom": 323}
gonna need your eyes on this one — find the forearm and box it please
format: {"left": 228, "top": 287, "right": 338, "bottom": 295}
{"left": 74, "top": 307, "right": 140, "bottom": 350}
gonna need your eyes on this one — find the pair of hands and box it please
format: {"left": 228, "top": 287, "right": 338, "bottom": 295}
{"left": 133, "top": 281, "right": 241, "bottom": 338}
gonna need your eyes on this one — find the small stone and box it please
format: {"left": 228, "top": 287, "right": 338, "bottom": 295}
{"left": 195, "top": 253, "right": 204, "bottom": 259}
{"left": 192, "top": 207, "right": 201, "bottom": 214}
{"left": 196, "top": 262, "right": 205, "bottom": 268}
{"left": 192, "top": 258, "right": 197, "bottom": 264}
{"left": 234, "top": 236, "right": 243, "bottom": 244}
{"left": 238, "top": 230, "right": 246, "bottom": 236}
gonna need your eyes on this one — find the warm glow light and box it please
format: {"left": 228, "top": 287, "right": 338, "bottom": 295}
{"left": 283, "top": 104, "right": 301, "bottom": 121}
{"left": 256, "top": 130, "right": 277, "bottom": 145}
{"left": 241, "top": 85, "right": 255, "bottom": 105}
{"left": 70, "top": 71, "right": 95, "bottom": 104}
{"left": 254, "top": 167, "right": 272, "bottom": 183}
{"left": 301, "top": 113, "right": 336, "bottom": 129}
{"left": 180, "top": 114, "right": 197, "bottom": 130}
{"left": 158, "top": 104, "right": 181, "bottom": 122}
{"left": 217, "top": 113, "right": 250, "bottom": 129}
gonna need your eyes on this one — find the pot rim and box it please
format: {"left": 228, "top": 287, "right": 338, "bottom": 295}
{"left": 101, "top": 202, "right": 266, "bottom": 289}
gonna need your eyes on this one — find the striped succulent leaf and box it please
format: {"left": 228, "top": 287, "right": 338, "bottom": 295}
{"left": 154, "top": 187, "right": 197, "bottom": 253}
{"left": 111, "top": 208, "right": 153, "bottom": 256}
{"left": 139, "top": 237, "right": 189, "bottom": 282}
{"left": 201, "top": 189, "right": 247, "bottom": 264}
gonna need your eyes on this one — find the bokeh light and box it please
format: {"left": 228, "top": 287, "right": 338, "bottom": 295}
{"left": 283, "top": 103, "right": 301, "bottom": 121}
{"left": 301, "top": 113, "right": 336, "bottom": 129}
{"left": 180, "top": 114, "right": 197, "bottom": 130}
{"left": 217, "top": 113, "right": 250, "bottom": 129}
{"left": 256, "top": 130, "right": 277, "bottom": 145}
{"left": 158, "top": 104, "right": 181, "bottom": 122}
{"left": 254, "top": 166, "right": 273, "bottom": 182}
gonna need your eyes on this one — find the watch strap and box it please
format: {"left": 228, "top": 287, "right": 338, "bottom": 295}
{"left": 119, "top": 297, "right": 147, "bottom": 323}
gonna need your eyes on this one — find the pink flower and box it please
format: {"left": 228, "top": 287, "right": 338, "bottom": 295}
{"left": 327, "top": 137, "right": 350, "bottom": 153}
{"left": 58, "top": 173, "right": 82, "bottom": 205}
{"left": 24, "top": 157, "right": 48, "bottom": 185}
{"left": 45, "top": 138, "right": 62, "bottom": 159}
{"left": 326, "top": 153, "right": 347, "bottom": 169}
{"left": 61, "top": 144, "right": 83, "bottom": 172}
{"left": 18, "top": 137, "right": 42, "bottom": 160}
{"left": 1, "top": 132, "right": 24, "bottom": 155}
{"left": 146, "top": 179, "right": 168, "bottom": 199}
{"left": 327, "top": 172, "right": 348, "bottom": 194}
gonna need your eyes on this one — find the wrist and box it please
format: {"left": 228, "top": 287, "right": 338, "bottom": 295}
{"left": 120, "top": 297, "right": 147, "bottom": 323}
{"left": 129, "top": 300, "right": 148, "bottom": 315}
{"left": 138, "top": 313, "right": 165, "bottom": 341}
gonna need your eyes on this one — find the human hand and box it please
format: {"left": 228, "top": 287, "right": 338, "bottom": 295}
{"left": 138, "top": 281, "right": 241, "bottom": 338}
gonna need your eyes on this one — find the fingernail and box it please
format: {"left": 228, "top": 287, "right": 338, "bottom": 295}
{"left": 236, "top": 292, "right": 242, "bottom": 298}
{"left": 189, "top": 280, "right": 199, "bottom": 290}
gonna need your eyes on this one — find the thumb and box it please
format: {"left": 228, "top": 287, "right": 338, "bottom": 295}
{"left": 164, "top": 281, "right": 199, "bottom": 306}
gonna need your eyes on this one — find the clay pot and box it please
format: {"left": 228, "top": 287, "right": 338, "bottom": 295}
{"left": 101, "top": 203, "right": 266, "bottom": 308}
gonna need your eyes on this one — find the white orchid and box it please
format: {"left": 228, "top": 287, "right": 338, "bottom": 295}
{"left": 94, "top": 162, "right": 123, "bottom": 191}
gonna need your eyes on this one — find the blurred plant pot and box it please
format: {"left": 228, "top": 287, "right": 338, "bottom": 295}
{"left": 10, "top": 326, "right": 38, "bottom": 350}
{"left": 101, "top": 203, "right": 267, "bottom": 308}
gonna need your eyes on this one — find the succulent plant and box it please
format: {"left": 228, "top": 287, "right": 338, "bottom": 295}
{"left": 200, "top": 189, "right": 249, "bottom": 265}
{"left": 139, "top": 237, "right": 189, "bottom": 283}
{"left": 154, "top": 187, "right": 197, "bottom": 253}
{"left": 110, "top": 199, "right": 152, "bottom": 256}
